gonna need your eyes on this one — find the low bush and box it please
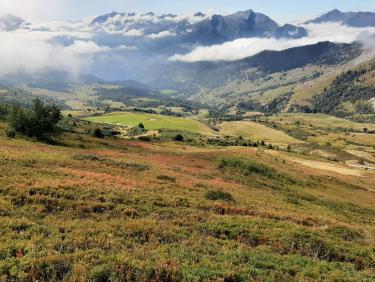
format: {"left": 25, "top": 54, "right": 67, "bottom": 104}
{"left": 327, "top": 226, "right": 364, "bottom": 242}
{"left": 173, "top": 134, "right": 184, "bottom": 142}
{"left": 92, "top": 128, "right": 104, "bottom": 138}
{"left": 157, "top": 175, "right": 176, "bottom": 182}
{"left": 205, "top": 190, "right": 234, "bottom": 202}
{"left": 5, "top": 127, "right": 16, "bottom": 138}
{"left": 138, "top": 136, "right": 151, "bottom": 142}
{"left": 90, "top": 265, "right": 116, "bottom": 282}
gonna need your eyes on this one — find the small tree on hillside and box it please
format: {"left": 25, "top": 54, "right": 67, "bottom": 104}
{"left": 8, "top": 98, "right": 62, "bottom": 138}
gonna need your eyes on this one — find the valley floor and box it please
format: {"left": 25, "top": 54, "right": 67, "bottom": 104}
{"left": 0, "top": 122, "right": 374, "bottom": 281}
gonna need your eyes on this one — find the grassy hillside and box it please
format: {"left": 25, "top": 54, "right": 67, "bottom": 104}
{"left": 0, "top": 119, "right": 374, "bottom": 281}
{"left": 219, "top": 121, "right": 303, "bottom": 145}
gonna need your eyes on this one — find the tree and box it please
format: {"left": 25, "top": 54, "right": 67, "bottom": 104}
{"left": 8, "top": 98, "right": 62, "bottom": 138}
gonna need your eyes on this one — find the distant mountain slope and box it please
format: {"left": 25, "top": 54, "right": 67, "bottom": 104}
{"left": 145, "top": 41, "right": 362, "bottom": 91}
{"left": 0, "top": 69, "right": 103, "bottom": 92}
{"left": 241, "top": 41, "right": 361, "bottom": 73}
{"left": 313, "top": 61, "right": 375, "bottom": 116}
{"left": 306, "top": 9, "right": 375, "bottom": 27}
{"left": 185, "top": 10, "right": 306, "bottom": 44}
{"left": 87, "top": 9, "right": 307, "bottom": 45}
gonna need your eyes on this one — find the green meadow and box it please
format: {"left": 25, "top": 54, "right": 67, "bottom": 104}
{"left": 84, "top": 112, "right": 213, "bottom": 134}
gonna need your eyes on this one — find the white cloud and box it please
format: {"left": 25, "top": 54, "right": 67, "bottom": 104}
{"left": 123, "top": 28, "right": 144, "bottom": 37}
{"left": 170, "top": 23, "right": 375, "bottom": 62}
{"left": 168, "top": 12, "right": 210, "bottom": 24}
{"left": 0, "top": 30, "right": 135, "bottom": 77}
{"left": 146, "top": 30, "right": 176, "bottom": 39}
{"left": 0, "top": 0, "right": 64, "bottom": 21}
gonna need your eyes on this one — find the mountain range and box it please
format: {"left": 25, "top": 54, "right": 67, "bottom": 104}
{"left": 0, "top": 9, "right": 374, "bottom": 86}
{"left": 306, "top": 9, "right": 375, "bottom": 27}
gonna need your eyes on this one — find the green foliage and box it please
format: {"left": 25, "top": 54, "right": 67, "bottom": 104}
{"left": 355, "top": 100, "right": 374, "bottom": 115}
{"left": 5, "top": 128, "right": 15, "bottom": 138}
{"left": 173, "top": 134, "right": 184, "bottom": 141}
{"left": 138, "top": 136, "right": 151, "bottom": 142}
{"left": 327, "top": 226, "right": 364, "bottom": 242}
{"left": 7, "top": 98, "right": 62, "bottom": 138}
{"left": 0, "top": 104, "right": 10, "bottom": 121}
{"left": 127, "top": 126, "right": 146, "bottom": 137}
{"left": 205, "top": 190, "right": 234, "bottom": 201}
{"left": 89, "top": 265, "right": 115, "bottom": 282}
{"left": 92, "top": 128, "right": 104, "bottom": 138}
{"left": 314, "top": 69, "right": 375, "bottom": 116}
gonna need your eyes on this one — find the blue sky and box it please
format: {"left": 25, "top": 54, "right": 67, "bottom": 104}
{"left": 1, "top": 0, "right": 374, "bottom": 22}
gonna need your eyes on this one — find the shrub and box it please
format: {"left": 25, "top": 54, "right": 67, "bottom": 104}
{"left": 127, "top": 126, "right": 146, "bottom": 137}
{"left": 28, "top": 257, "right": 72, "bottom": 281}
{"left": 92, "top": 128, "right": 104, "bottom": 138}
{"left": 157, "top": 175, "right": 176, "bottom": 182}
{"left": 5, "top": 127, "right": 16, "bottom": 138}
{"left": 327, "top": 226, "right": 364, "bottom": 242}
{"left": 0, "top": 104, "right": 10, "bottom": 120}
{"left": 138, "top": 123, "right": 145, "bottom": 129}
{"left": 205, "top": 190, "right": 234, "bottom": 201}
{"left": 138, "top": 136, "right": 151, "bottom": 141}
{"left": 218, "top": 157, "right": 296, "bottom": 184}
{"left": 72, "top": 154, "right": 105, "bottom": 161}
{"left": 173, "top": 134, "right": 184, "bottom": 141}
{"left": 89, "top": 265, "right": 114, "bottom": 282}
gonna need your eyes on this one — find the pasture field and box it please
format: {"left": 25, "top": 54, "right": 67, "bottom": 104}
{"left": 160, "top": 89, "right": 178, "bottom": 95}
{"left": 267, "top": 113, "right": 375, "bottom": 131}
{"left": 219, "top": 121, "right": 304, "bottom": 145}
{"left": 0, "top": 120, "right": 374, "bottom": 281}
{"left": 84, "top": 111, "right": 214, "bottom": 134}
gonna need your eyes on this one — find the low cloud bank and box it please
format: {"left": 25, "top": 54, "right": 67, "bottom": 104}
{"left": 170, "top": 23, "right": 375, "bottom": 62}
{"left": 146, "top": 30, "right": 176, "bottom": 39}
{"left": 0, "top": 30, "right": 135, "bottom": 77}
{"left": 1, "top": 21, "right": 374, "bottom": 79}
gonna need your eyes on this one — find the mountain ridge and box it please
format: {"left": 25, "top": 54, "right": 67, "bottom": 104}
{"left": 306, "top": 9, "right": 375, "bottom": 27}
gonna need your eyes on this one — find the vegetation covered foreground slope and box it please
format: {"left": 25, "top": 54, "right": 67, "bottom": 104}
{"left": 0, "top": 118, "right": 374, "bottom": 281}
